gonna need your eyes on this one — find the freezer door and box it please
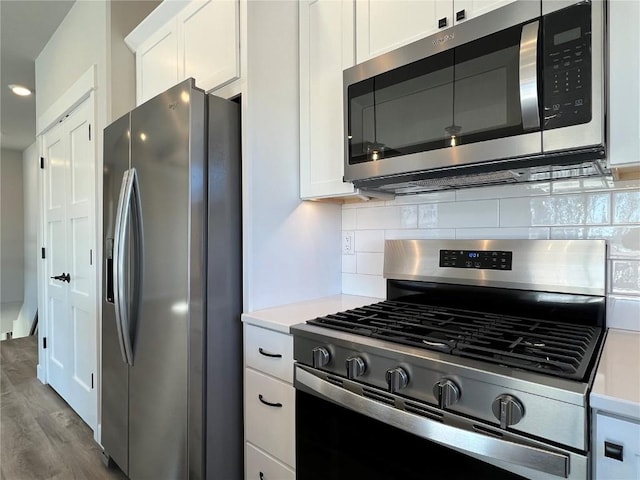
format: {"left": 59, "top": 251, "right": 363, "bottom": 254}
{"left": 128, "top": 79, "right": 207, "bottom": 480}
{"left": 101, "top": 113, "right": 131, "bottom": 474}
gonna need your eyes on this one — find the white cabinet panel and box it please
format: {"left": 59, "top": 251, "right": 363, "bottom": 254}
{"left": 608, "top": 0, "right": 640, "bottom": 170}
{"left": 245, "top": 369, "right": 296, "bottom": 468}
{"left": 179, "top": 0, "right": 239, "bottom": 93}
{"left": 245, "top": 324, "right": 293, "bottom": 383}
{"left": 300, "top": 0, "right": 357, "bottom": 199}
{"left": 246, "top": 443, "right": 295, "bottom": 480}
{"left": 594, "top": 412, "right": 640, "bottom": 479}
{"left": 136, "top": 21, "right": 180, "bottom": 104}
{"left": 356, "top": 0, "right": 441, "bottom": 63}
{"left": 453, "top": 0, "right": 516, "bottom": 25}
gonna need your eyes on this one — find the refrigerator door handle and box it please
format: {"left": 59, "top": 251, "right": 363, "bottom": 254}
{"left": 113, "top": 169, "right": 136, "bottom": 365}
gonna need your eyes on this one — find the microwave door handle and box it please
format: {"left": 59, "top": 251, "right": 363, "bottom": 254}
{"left": 296, "top": 366, "right": 569, "bottom": 478}
{"left": 519, "top": 20, "right": 540, "bottom": 130}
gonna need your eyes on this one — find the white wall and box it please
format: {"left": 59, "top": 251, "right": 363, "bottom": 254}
{"left": 0, "top": 148, "right": 25, "bottom": 304}
{"left": 14, "top": 143, "right": 39, "bottom": 337}
{"left": 341, "top": 178, "right": 640, "bottom": 330}
{"left": 243, "top": 0, "right": 342, "bottom": 312}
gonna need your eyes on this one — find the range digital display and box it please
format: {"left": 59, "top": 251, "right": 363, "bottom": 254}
{"left": 439, "top": 249, "right": 513, "bottom": 270}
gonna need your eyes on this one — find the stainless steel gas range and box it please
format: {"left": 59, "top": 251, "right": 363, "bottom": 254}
{"left": 292, "top": 239, "right": 607, "bottom": 480}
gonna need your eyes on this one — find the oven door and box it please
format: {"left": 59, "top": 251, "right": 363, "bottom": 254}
{"left": 295, "top": 365, "right": 588, "bottom": 480}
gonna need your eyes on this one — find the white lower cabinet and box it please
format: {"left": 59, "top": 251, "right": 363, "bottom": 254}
{"left": 594, "top": 412, "right": 640, "bottom": 479}
{"left": 244, "top": 324, "right": 296, "bottom": 478}
{"left": 246, "top": 442, "right": 295, "bottom": 480}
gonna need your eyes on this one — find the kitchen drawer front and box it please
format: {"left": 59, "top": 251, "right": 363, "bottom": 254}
{"left": 245, "top": 442, "right": 295, "bottom": 480}
{"left": 594, "top": 412, "right": 640, "bottom": 479}
{"left": 245, "top": 369, "right": 296, "bottom": 468}
{"left": 245, "top": 324, "right": 293, "bottom": 383}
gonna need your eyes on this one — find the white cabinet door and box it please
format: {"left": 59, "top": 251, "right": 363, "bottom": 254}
{"left": 608, "top": 0, "right": 640, "bottom": 170}
{"left": 452, "top": 0, "right": 516, "bottom": 25}
{"left": 178, "top": 0, "right": 239, "bottom": 93}
{"left": 300, "top": 0, "right": 358, "bottom": 199}
{"left": 136, "top": 19, "right": 180, "bottom": 104}
{"left": 594, "top": 413, "right": 640, "bottom": 480}
{"left": 356, "top": 0, "right": 446, "bottom": 63}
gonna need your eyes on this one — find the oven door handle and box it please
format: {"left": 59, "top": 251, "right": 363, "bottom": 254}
{"left": 295, "top": 367, "right": 569, "bottom": 478}
{"left": 519, "top": 20, "right": 540, "bottom": 131}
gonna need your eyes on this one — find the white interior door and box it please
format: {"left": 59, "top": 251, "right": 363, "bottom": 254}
{"left": 42, "top": 97, "right": 97, "bottom": 430}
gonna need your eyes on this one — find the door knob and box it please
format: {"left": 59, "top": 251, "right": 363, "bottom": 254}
{"left": 51, "top": 273, "right": 71, "bottom": 283}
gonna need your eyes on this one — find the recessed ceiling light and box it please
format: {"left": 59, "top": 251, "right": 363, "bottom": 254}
{"left": 9, "top": 84, "right": 32, "bottom": 96}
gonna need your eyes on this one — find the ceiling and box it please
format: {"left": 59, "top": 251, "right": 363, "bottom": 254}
{"left": 1, "top": 0, "right": 76, "bottom": 152}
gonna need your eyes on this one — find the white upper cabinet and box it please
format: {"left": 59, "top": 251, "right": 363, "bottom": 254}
{"left": 136, "top": 20, "right": 180, "bottom": 104}
{"left": 355, "top": 0, "right": 516, "bottom": 63}
{"left": 179, "top": 0, "right": 239, "bottom": 94}
{"left": 126, "top": 0, "right": 239, "bottom": 105}
{"left": 299, "top": 0, "right": 358, "bottom": 199}
{"left": 608, "top": 0, "right": 640, "bottom": 171}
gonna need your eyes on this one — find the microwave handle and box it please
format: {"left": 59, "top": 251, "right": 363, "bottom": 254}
{"left": 519, "top": 20, "right": 540, "bottom": 130}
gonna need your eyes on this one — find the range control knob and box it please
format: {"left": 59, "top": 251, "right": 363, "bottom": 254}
{"left": 311, "top": 346, "right": 330, "bottom": 368}
{"left": 345, "top": 356, "right": 366, "bottom": 379}
{"left": 492, "top": 394, "right": 524, "bottom": 429}
{"left": 432, "top": 379, "right": 461, "bottom": 409}
{"left": 386, "top": 367, "right": 409, "bottom": 393}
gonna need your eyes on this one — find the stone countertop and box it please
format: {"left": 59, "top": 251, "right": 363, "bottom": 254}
{"left": 591, "top": 328, "right": 640, "bottom": 421}
{"left": 241, "top": 294, "right": 382, "bottom": 334}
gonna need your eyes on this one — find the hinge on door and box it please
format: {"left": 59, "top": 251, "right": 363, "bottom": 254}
{"left": 91, "top": 374, "right": 94, "bottom": 389}
{"left": 41, "top": 247, "right": 46, "bottom": 259}
{"left": 43, "top": 337, "right": 47, "bottom": 349}
{"left": 40, "top": 157, "right": 45, "bottom": 169}
{"left": 88, "top": 124, "right": 91, "bottom": 141}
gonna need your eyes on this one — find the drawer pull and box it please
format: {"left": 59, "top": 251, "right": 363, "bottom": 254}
{"left": 259, "top": 472, "right": 264, "bottom": 480}
{"left": 259, "top": 347, "right": 282, "bottom": 358}
{"left": 258, "top": 394, "right": 283, "bottom": 408}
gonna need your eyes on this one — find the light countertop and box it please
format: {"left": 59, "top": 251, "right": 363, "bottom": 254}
{"left": 241, "top": 294, "right": 382, "bottom": 334}
{"left": 591, "top": 328, "right": 640, "bottom": 421}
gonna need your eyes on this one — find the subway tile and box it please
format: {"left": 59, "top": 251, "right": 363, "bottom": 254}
{"left": 606, "top": 295, "right": 640, "bottom": 332}
{"left": 455, "top": 182, "right": 550, "bottom": 201}
{"left": 387, "top": 191, "right": 456, "bottom": 206}
{"left": 354, "top": 230, "right": 385, "bottom": 252}
{"left": 418, "top": 200, "right": 499, "bottom": 228}
{"left": 357, "top": 205, "right": 418, "bottom": 230}
{"left": 342, "top": 273, "right": 386, "bottom": 298}
{"left": 343, "top": 199, "right": 386, "bottom": 209}
{"left": 342, "top": 254, "right": 357, "bottom": 274}
{"left": 611, "top": 260, "right": 640, "bottom": 295}
{"left": 500, "top": 194, "right": 610, "bottom": 227}
{"left": 551, "top": 177, "right": 615, "bottom": 194}
{"left": 613, "top": 190, "right": 640, "bottom": 224}
{"left": 385, "top": 229, "right": 456, "bottom": 240}
{"left": 455, "top": 227, "right": 550, "bottom": 240}
{"left": 551, "top": 226, "right": 640, "bottom": 259}
{"left": 342, "top": 208, "right": 357, "bottom": 230}
{"left": 357, "top": 252, "right": 384, "bottom": 275}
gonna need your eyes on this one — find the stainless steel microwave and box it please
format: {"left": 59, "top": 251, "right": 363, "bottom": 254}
{"left": 343, "top": 0, "right": 607, "bottom": 195}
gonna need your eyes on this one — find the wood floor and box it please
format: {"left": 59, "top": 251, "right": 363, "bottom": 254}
{"left": 1, "top": 336, "right": 127, "bottom": 480}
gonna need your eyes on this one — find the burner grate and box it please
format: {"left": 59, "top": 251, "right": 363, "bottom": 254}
{"left": 307, "top": 300, "right": 602, "bottom": 380}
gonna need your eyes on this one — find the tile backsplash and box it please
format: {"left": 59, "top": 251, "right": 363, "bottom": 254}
{"left": 341, "top": 177, "right": 640, "bottom": 330}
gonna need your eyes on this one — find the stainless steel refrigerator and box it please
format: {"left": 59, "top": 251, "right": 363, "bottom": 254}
{"left": 101, "top": 78, "right": 242, "bottom": 480}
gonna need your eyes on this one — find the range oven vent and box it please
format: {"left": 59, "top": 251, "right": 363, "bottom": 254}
{"left": 362, "top": 387, "right": 395, "bottom": 406}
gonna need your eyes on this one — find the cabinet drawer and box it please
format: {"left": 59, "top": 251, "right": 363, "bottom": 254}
{"left": 595, "top": 412, "right": 640, "bottom": 479}
{"left": 245, "top": 369, "right": 295, "bottom": 468}
{"left": 245, "top": 442, "right": 295, "bottom": 480}
{"left": 245, "top": 324, "right": 293, "bottom": 383}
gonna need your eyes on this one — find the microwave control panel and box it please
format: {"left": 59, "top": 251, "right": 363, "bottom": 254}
{"left": 542, "top": 2, "right": 592, "bottom": 130}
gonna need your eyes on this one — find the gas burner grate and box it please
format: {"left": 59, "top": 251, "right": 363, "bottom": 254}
{"left": 307, "top": 300, "right": 602, "bottom": 381}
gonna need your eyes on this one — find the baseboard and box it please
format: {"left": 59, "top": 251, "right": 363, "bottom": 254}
{"left": 36, "top": 364, "right": 46, "bottom": 383}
